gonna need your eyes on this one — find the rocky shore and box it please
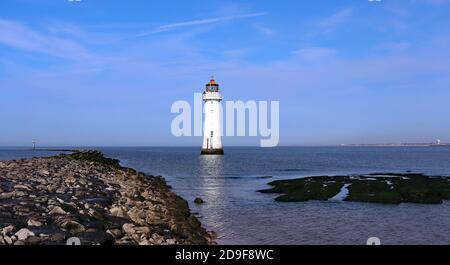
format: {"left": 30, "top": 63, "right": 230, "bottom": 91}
{"left": 0, "top": 151, "right": 215, "bottom": 245}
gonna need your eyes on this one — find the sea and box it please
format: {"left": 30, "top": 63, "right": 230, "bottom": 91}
{"left": 1, "top": 146, "right": 450, "bottom": 245}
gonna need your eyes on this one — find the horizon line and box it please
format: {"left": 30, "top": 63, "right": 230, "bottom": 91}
{"left": 1, "top": 143, "right": 449, "bottom": 149}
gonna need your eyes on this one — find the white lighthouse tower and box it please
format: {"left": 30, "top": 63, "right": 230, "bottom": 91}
{"left": 201, "top": 77, "right": 224, "bottom": 155}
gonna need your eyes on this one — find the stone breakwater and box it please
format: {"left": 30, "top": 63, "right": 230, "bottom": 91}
{"left": 0, "top": 151, "right": 215, "bottom": 245}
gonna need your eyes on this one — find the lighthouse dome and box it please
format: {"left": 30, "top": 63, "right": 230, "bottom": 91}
{"left": 205, "top": 77, "right": 219, "bottom": 92}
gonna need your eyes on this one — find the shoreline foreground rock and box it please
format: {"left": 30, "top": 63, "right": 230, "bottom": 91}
{"left": 0, "top": 151, "right": 215, "bottom": 245}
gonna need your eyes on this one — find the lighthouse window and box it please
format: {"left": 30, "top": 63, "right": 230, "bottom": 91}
{"left": 211, "top": 131, "right": 214, "bottom": 137}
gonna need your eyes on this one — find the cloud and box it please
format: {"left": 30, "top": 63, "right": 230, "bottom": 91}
{"left": 0, "top": 19, "right": 90, "bottom": 60}
{"left": 223, "top": 48, "right": 251, "bottom": 59}
{"left": 293, "top": 47, "right": 337, "bottom": 61}
{"left": 414, "top": 0, "right": 450, "bottom": 5}
{"left": 132, "top": 12, "right": 268, "bottom": 38}
{"left": 318, "top": 8, "right": 353, "bottom": 33}
{"left": 376, "top": 42, "right": 410, "bottom": 52}
{"left": 252, "top": 24, "right": 274, "bottom": 36}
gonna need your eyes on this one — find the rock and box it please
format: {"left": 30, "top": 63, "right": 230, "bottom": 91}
{"left": 166, "top": 238, "right": 177, "bottom": 244}
{"left": 13, "top": 240, "right": 25, "bottom": 245}
{"left": 127, "top": 209, "right": 147, "bottom": 225}
{"left": 49, "top": 206, "right": 67, "bottom": 215}
{"left": 134, "top": 226, "right": 151, "bottom": 234}
{"left": 14, "top": 184, "right": 32, "bottom": 191}
{"left": 106, "top": 229, "right": 123, "bottom": 238}
{"left": 194, "top": 197, "right": 204, "bottom": 204}
{"left": 141, "top": 190, "right": 151, "bottom": 199}
{"left": 144, "top": 212, "right": 164, "bottom": 225}
{"left": 61, "top": 203, "right": 77, "bottom": 214}
{"left": 122, "top": 223, "right": 136, "bottom": 235}
{"left": 55, "top": 187, "right": 66, "bottom": 194}
{"left": 47, "top": 185, "right": 57, "bottom": 193}
{"left": 26, "top": 236, "right": 42, "bottom": 245}
{"left": 38, "top": 170, "right": 50, "bottom": 176}
{"left": 1, "top": 225, "right": 15, "bottom": 236}
{"left": 150, "top": 234, "right": 164, "bottom": 244}
{"left": 50, "top": 233, "right": 66, "bottom": 242}
{"left": 15, "top": 228, "right": 35, "bottom": 241}
{"left": 62, "top": 221, "right": 85, "bottom": 234}
{"left": 0, "top": 192, "right": 14, "bottom": 199}
{"left": 88, "top": 208, "right": 104, "bottom": 219}
{"left": 110, "top": 206, "right": 128, "bottom": 218}
{"left": 14, "top": 191, "right": 27, "bottom": 197}
{"left": 77, "top": 231, "right": 114, "bottom": 245}
{"left": 205, "top": 231, "right": 218, "bottom": 242}
{"left": 4, "top": 236, "right": 13, "bottom": 245}
{"left": 138, "top": 239, "right": 151, "bottom": 245}
{"left": 27, "top": 219, "right": 43, "bottom": 227}
{"left": 65, "top": 176, "right": 77, "bottom": 184}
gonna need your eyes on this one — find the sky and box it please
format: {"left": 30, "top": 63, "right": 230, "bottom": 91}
{"left": 0, "top": 0, "right": 450, "bottom": 146}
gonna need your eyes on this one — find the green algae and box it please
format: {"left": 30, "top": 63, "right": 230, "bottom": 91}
{"left": 259, "top": 173, "right": 450, "bottom": 204}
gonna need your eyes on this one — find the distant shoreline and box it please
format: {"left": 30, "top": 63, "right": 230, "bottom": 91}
{"left": 341, "top": 144, "right": 450, "bottom": 147}
{"left": 30, "top": 148, "right": 78, "bottom": 152}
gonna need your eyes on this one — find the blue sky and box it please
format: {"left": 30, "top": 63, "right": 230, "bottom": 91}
{"left": 1, "top": 0, "right": 450, "bottom": 146}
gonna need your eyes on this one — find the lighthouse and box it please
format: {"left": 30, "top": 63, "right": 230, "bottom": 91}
{"left": 201, "top": 77, "right": 224, "bottom": 155}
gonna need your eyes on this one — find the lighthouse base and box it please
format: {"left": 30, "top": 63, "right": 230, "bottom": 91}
{"left": 201, "top": 149, "right": 224, "bottom": 155}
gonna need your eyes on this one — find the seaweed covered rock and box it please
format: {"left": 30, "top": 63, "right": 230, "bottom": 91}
{"left": 58, "top": 150, "right": 121, "bottom": 168}
{"left": 259, "top": 173, "right": 450, "bottom": 204}
{"left": 194, "top": 197, "right": 204, "bottom": 204}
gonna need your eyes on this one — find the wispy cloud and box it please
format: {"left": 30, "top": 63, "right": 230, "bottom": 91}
{"left": 293, "top": 47, "right": 337, "bottom": 61}
{"left": 0, "top": 19, "right": 90, "bottom": 60}
{"left": 376, "top": 42, "right": 411, "bottom": 52}
{"left": 414, "top": 0, "right": 450, "bottom": 5}
{"left": 318, "top": 8, "right": 353, "bottom": 33}
{"left": 252, "top": 24, "right": 274, "bottom": 36}
{"left": 133, "top": 12, "right": 268, "bottom": 38}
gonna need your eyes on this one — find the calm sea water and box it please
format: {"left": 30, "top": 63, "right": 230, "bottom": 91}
{"left": 2, "top": 146, "right": 450, "bottom": 245}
